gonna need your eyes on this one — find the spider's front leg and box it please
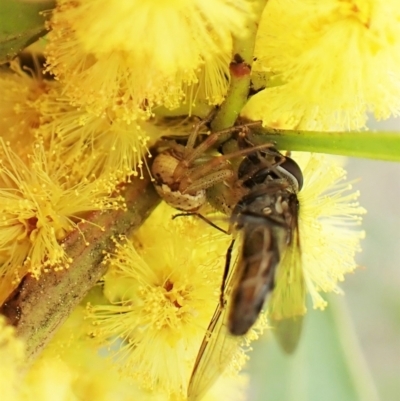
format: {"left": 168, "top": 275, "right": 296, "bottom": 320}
{"left": 151, "top": 127, "right": 235, "bottom": 211}
{"left": 151, "top": 119, "right": 265, "bottom": 211}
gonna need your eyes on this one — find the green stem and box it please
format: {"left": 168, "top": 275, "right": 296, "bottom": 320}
{"left": 211, "top": 0, "right": 268, "bottom": 132}
{"left": 249, "top": 127, "right": 400, "bottom": 162}
{"left": 0, "top": 0, "right": 54, "bottom": 64}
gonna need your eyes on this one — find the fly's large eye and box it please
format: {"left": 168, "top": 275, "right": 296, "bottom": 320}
{"left": 277, "top": 157, "right": 303, "bottom": 191}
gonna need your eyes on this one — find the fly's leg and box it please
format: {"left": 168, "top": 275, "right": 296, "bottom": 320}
{"left": 173, "top": 121, "right": 263, "bottom": 184}
{"left": 220, "top": 239, "right": 235, "bottom": 307}
{"left": 178, "top": 140, "right": 277, "bottom": 195}
{"left": 234, "top": 151, "right": 287, "bottom": 187}
{"left": 152, "top": 116, "right": 265, "bottom": 211}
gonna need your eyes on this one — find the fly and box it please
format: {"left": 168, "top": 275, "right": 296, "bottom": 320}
{"left": 188, "top": 132, "right": 306, "bottom": 401}
{"left": 226, "top": 137, "right": 305, "bottom": 338}
{"left": 150, "top": 117, "right": 306, "bottom": 401}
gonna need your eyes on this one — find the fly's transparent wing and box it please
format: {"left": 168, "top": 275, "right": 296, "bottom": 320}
{"left": 268, "top": 226, "right": 306, "bottom": 353}
{"left": 187, "top": 303, "right": 240, "bottom": 401}
{"left": 187, "top": 242, "right": 243, "bottom": 401}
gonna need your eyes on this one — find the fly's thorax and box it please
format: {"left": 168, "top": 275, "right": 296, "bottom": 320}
{"left": 233, "top": 186, "right": 297, "bottom": 228}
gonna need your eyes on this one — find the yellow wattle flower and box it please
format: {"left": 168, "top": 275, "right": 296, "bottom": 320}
{"left": 0, "top": 67, "right": 159, "bottom": 187}
{"left": 21, "top": 358, "right": 75, "bottom": 401}
{"left": 0, "top": 60, "right": 55, "bottom": 163}
{"left": 86, "top": 203, "right": 252, "bottom": 397}
{"left": 20, "top": 302, "right": 249, "bottom": 401}
{"left": 45, "top": 0, "right": 255, "bottom": 120}
{"left": 0, "top": 139, "right": 122, "bottom": 301}
{"left": 244, "top": 0, "right": 400, "bottom": 130}
{"left": 21, "top": 306, "right": 151, "bottom": 401}
{"left": 0, "top": 316, "right": 25, "bottom": 401}
{"left": 294, "top": 152, "right": 366, "bottom": 309}
{"left": 37, "top": 83, "right": 159, "bottom": 184}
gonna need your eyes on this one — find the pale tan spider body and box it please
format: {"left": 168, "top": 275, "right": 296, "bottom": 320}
{"left": 151, "top": 149, "right": 208, "bottom": 211}
{"left": 151, "top": 119, "right": 266, "bottom": 213}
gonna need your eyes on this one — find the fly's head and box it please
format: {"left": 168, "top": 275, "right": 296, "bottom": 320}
{"left": 237, "top": 147, "right": 303, "bottom": 191}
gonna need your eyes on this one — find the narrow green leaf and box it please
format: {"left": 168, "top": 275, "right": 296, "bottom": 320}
{"left": 0, "top": 0, "right": 55, "bottom": 64}
{"left": 250, "top": 127, "right": 400, "bottom": 162}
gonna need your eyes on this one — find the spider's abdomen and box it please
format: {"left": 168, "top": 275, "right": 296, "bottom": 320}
{"left": 151, "top": 150, "right": 206, "bottom": 212}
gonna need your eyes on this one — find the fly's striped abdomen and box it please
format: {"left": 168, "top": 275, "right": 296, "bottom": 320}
{"left": 228, "top": 189, "right": 295, "bottom": 335}
{"left": 228, "top": 223, "right": 279, "bottom": 335}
